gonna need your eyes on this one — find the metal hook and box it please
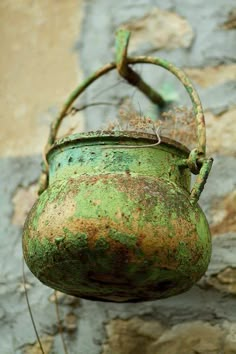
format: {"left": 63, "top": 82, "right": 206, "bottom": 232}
{"left": 115, "top": 29, "right": 165, "bottom": 108}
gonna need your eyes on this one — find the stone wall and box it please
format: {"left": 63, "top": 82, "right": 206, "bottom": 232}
{"left": 0, "top": 1, "right": 236, "bottom": 353}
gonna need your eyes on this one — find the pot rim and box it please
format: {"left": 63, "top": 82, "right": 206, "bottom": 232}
{"left": 46, "top": 130, "right": 190, "bottom": 159}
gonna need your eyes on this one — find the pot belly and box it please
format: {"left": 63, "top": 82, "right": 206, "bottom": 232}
{"left": 23, "top": 174, "right": 211, "bottom": 302}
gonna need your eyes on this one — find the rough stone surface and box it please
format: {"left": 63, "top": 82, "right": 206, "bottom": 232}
{"left": 23, "top": 335, "right": 54, "bottom": 354}
{"left": 102, "top": 317, "right": 165, "bottom": 354}
{"left": 205, "top": 108, "right": 236, "bottom": 157}
{"left": 123, "top": 8, "right": 194, "bottom": 52}
{"left": 1, "top": 0, "right": 236, "bottom": 353}
{"left": 209, "top": 189, "right": 236, "bottom": 235}
{"left": 12, "top": 184, "right": 37, "bottom": 226}
{"left": 102, "top": 319, "right": 236, "bottom": 354}
{"left": 185, "top": 64, "right": 236, "bottom": 88}
{"left": 207, "top": 267, "right": 236, "bottom": 295}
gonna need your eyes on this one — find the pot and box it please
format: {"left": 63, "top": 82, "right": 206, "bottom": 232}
{"left": 22, "top": 29, "right": 213, "bottom": 302}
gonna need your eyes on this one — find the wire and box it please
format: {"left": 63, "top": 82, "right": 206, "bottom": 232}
{"left": 22, "top": 258, "right": 45, "bottom": 354}
{"left": 91, "top": 77, "right": 124, "bottom": 100}
{"left": 54, "top": 291, "right": 69, "bottom": 354}
{"left": 69, "top": 101, "right": 118, "bottom": 114}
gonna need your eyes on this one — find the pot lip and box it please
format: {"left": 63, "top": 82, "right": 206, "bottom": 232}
{"left": 47, "top": 130, "right": 190, "bottom": 157}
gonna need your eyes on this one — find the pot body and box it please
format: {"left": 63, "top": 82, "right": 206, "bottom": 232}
{"left": 23, "top": 132, "right": 211, "bottom": 302}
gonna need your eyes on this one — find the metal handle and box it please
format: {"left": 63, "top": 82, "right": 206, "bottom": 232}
{"left": 47, "top": 32, "right": 206, "bottom": 154}
{"left": 39, "top": 29, "right": 212, "bottom": 200}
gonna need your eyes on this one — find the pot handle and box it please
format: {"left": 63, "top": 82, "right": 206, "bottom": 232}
{"left": 39, "top": 29, "right": 212, "bottom": 201}
{"left": 46, "top": 32, "right": 206, "bottom": 155}
{"left": 189, "top": 156, "right": 213, "bottom": 204}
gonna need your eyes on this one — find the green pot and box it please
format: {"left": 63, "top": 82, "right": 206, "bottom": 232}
{"left": 23, "top": 131, "right": 212, "bottom": 302}
{"left": 22, "top": 29, "right": 213, "bottom": 302}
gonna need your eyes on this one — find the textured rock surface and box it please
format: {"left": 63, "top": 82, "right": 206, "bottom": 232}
{"left": 122, "top": 8, "right": 194, "bottom": 51}
{"left": 1, "top": 0, "right": 236, "bottom": 353}
{"left": 209, "top": 189, "right": 236, "bottom": 234}
{"left": 12, "top": 184, "right": 37, "bottom": 226}
{"left": 206, "top": 109, "right": 236, "bottom": 157}
{"left": 23, "top": 335, "right": 54, "bottom": 354}
{"left": 207, "top": 267, "right": 236, "bottom": 295}
{"left": 102, "top": 319, "right": 236, "bottom": 354}
{"left": 185, "top": 65, "right": 236, "bottom": 88}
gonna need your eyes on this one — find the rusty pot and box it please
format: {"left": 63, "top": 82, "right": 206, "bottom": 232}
{"left": 22, "top": 30, "right": 213, "bottom": 302}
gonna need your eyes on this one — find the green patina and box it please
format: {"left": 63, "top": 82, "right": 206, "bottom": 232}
{"left": 31, "top": 179, "right": 68, "bottom": 230}
{"left": 24, "top": 236, "right": 58, "bottom": 273}
{"left": 73, "top": 178, "right": 136, "bottom": 226}
{"left": 55, "top": 236, "right": 64, "bottom": 244}
{"left": 24, "top": 231, "right": 190, "bottom": 293}
{"left": 95, "top": 237, "right": 110, "bottom": 251}
{"left": 47, "top": 134, "right": 190, "bottom": 192}
{"left": 108, "top": 229, "right": 137, "bottom": 248}
{"left": 176, "top": 241, "right": 192, "bottom": 265}
{"left": 24, "top": 205, "right": 210, "bottom": 301}
{"left": 63, "top": 227, "right": 88, "bottom": 249}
